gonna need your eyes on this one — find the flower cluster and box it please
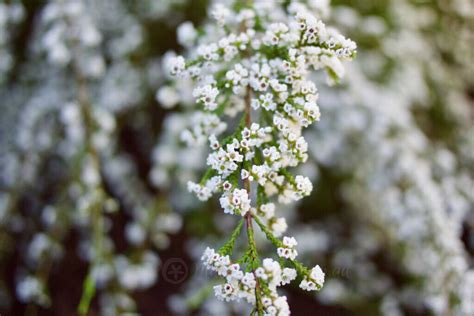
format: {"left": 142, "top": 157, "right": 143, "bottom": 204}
{"left": 202, "top": 247, "right": 256, "bottom": 303}
{"left": 40, "top": 0, "right": 105, "bottom": 76}
{"left": 299, "top": 265, "right": 325, "bottom": 291}
{"left": 0, "top": 2, "right": 25, "bottom": 84}
{"left": 277, "top": 236, "right": 298, "bottom": 260}
{"left": 165, "top": 0, "right": 355, "bottom": 313}
{"left": 180, "top": 112, "right": 227, "bottom": 146}
{"left": 202, "top": 247, "right": 298, "bottom": 315}
{"left": 219, "top": 188, "right": 252, "bottom": 216}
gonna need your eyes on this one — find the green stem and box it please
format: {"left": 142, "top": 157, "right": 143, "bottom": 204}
{"left": 78, "top": 272, "right": 96, "bottom": 315}
{"left": 243, "top": 83, "right": 264, "bottom": 316}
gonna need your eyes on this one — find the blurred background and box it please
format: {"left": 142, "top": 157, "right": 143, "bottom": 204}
{"left": 0, "top": 0, "right": 472, "bottom": 315}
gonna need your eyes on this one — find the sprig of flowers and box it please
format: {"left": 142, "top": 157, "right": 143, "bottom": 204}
{"left": 166, "top": 0, "right": 355, "bottom": 314}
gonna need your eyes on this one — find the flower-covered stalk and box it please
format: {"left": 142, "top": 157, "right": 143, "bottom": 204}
{"left": 166, "top": 0, "right": 356, "bottom": 314}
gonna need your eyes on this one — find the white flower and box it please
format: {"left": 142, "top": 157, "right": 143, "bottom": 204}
{"left": 219, "top": 188, "right": 251, "bottom": 216}
{"left": 283, "top": 236, "right": 297, "bottom": 248}
{"left": 295, "top": 175, "right": 313, "bottom": 197}
{"left": 177, "top": 21, "right": 197, "bottom": 47}
{"left": 271, "top": 217, "right": 288, "bottom": 236}
{"left": 281, "top": 268, "right": 297, "bottom": 285}
{"left": 193, "top": 84, "right": 219, "bottom": 111}
{"left": 125, "top": 222, "right": 146, "bottom": 245}
{"left": 260, "top": 203, "right": 275, "bottom": 219}
{"left": 214, "top": 282, "right": 238, "bottom": 302}
{"left": 167, "top": 55, "right": 185, "bottom": 75}
{"left": 277, "top": 236, "right": 298, "bottom": 260}
{"left": 16, "top": 276, "right": 43, "bottom": 303}
{"left": 299, "top": 265, "right": 325, "bottom": 291}
{"left": 156, "top": 86, "right": 179, "bottom": 109}
{"left": 310, "top": 265, "right": 325, "bottom": 286}
{"left": 211, "top": 4, "right": 230, "bottom": 26}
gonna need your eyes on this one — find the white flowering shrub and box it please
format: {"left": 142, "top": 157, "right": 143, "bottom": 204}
{"left": 164, "top": 0, "right": 355, "bottom": 314}
{"left": 286, "top": 0, "right": 474, "bottom": 315}
{"left": 0, "top": 0, "right": 196, "bottom": 314}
